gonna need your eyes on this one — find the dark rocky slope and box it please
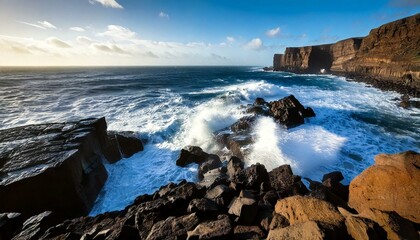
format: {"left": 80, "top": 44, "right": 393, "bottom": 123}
{"left": 273, "top": 14, "right": 420, "bottom": 96}
{"left": 0, "top": 118, "right": 143, "bottom": 222}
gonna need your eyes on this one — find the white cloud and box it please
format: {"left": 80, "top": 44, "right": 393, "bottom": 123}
{"left": 17, "top": 20, "right": 56, "bottom": 30}
{"left": 159, "top": 11, "right": 170, "bottom": 19}
{"left": 266, "top": 27, "right": 280, "bottom": 37}
{"left": 38, "top": 21, "right": 56, "bottom": 29}
{"left": 76, "top": 36, "right": 94, "bottom": 45}
{"left": 245, "top": 38, "right": 264, "bottom": 51}
{"left": 98, "top": 25, "right": 136, "bottom": 41}
{"left": 92, "top": 43, "right": 129, "bottom": 55}
{"left": 91, "top": 0, "right": 123, "bottom": 9}
{"left": 226, "top": 37, "right": 235, "bottom": 43}
{"left": 70, "top": 27, "right": 85, "bottom": 32}
{"left": 47, "top": 37, "right": 72, "bottom": 48}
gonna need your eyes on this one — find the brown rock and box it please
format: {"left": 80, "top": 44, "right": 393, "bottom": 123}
{"left": 227, "top": 156, "right": 244, "bottom": 179}
{"left": 338, "top": 207, "right": 387, "bottom": 240}
{"left": 269, "top": 95, "right": 316, "bottom": 128}
{"left": 198, "top": 155, "right": 222, "bottom": 180}
{"left": 267, "top": 221, "right": 340, "bottom": 240}
{"left": 269, "top": 213, "right": 290, "bottom": 230}
{"left": 359, "top": 208, "right": 419, "bottom": 240}
{"left": 146, "top": 213, "right": 200, "bottom": 240}
{"left": 204, "top": 184, "right": 235, "bottom": 207}
{"left": 274, "top": 196, "right": 344, "bottom": 227}
{"left": 187, "top": 214, "right": 232, "bottom": 240}
{"left": 349, "top": 151, "right": 420, "bottom": 223}
{"left": 234, "top": 225, "right": 266, "bottom": 240}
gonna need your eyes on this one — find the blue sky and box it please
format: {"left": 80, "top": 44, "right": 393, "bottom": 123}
{"left": 0, "top": 0, "right": 418, "bottom": 66}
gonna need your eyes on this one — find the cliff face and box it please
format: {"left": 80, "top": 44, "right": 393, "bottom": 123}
{"left": 273, "top": 14, "right": 420, "bottom": 92}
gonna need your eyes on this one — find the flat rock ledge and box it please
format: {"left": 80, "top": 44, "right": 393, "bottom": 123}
{"left": 1, "top": 147, "right": 418, "bottom": 239}
{"left": 0, "top": 118, "right": 143, "bottom": 223}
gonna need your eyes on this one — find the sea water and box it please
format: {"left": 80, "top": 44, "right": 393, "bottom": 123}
{"left": 0, "top": 66, "right": 418, "bottom": 215}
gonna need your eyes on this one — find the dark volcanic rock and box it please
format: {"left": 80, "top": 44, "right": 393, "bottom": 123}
{"left": 269, "top": 164, "right": 308, "bottom": 197}
{"left": 0, "top": 213, "right": 24, "bottom": 240}
{"left": 0, "top": 118, "right": 109, "bottom": 220}
{"left": 198, "top": 154, "right": 222, "bottom": 180}
{"left": 269, "top": 95, "right": 316, "bottom": 128}
{"left": 205, "top": 184, "right": 235, "bottom": 207}
{"left": 104, "top": 131, "right": 144, "bottom": 163}
{"left": 187, "top": 214, "right": 232, "bottom": 240}
{"left": 234, "top": 163, "right": 270, "bottom": 191}
{"left": 228, "top": 197, "right": 258, "bottom": 225}
{"left": 12, "top": 211, "right": 58, "bottom": 240}
{"left": 227, "top": 156, "right": 244, "bottom": 179}
{"left": 230, "top": 116, "right": 257, "bottom": 133}
{"left": 176, "top": 146, "right": 209, "bottom": 167}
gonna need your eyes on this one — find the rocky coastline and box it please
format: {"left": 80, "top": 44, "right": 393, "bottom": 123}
{"left": 0, "top": 94, "right": 419, "bottom": 239}
{"left": 272, "top": 13, "right": 420, "bottom": 98}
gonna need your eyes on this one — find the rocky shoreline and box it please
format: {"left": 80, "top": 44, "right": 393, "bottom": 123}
{"left": 272, "top": 13, "right": 420, "bottom": 98}
{"left": 0, "top": 96, "right": 419, "bottom": 239}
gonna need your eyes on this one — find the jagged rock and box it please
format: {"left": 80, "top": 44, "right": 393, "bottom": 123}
{"left": 187, "top": 198, "right": 219, "bottom": 215}
{"left": 349, "top": 151, "right": 420, "bottom": 223}
{"left": 187, "top": 214, "right": 232, "bottom": 240}
{"left": 274, "top": 196, "right": 344, "bottom": 227}
{"left": 233, "top": 225, "right": 266, "bottom": 240}
{"left": 0, "top": 213, "right": 24, "bottom": 240}
{"left": 269, "top": 213, "right": 290, "bottom": 230}
{"left": 230, "top": 116, "right": 257, "bottom": 133}
{"left": 257, "top": 207, "right": 274, "bottom": 232}
{"left": 204, "top": 184, "right": 235, "bottom": 207}
{"left": 338, "top": 207, "right": 387, "bottom": 240}
{"left": 227, "top": 156, "right": 244, "bottom": 179}
{"left": 104, "top": 131, "right": 143, "bottom": 163}
{"left": 269, "top": 165, "right": 308, "bottom": 197}
{"left": 146, "top": 213, "right": 200, "bottom": 240}
{"left": 359, "top": 208, "right": 419, "bottom": 240}
{"left": 12, "top": 211, "right": 58, "bottom": 240}
{"left": 227, "top": 135, "right": 252, "bottom": 160}
{"left": 322, "top": 171, "right": 344, "bottom": 183}
{"left": 322, "top": 178, "right": 349, "bottom": 202}
{"left": 228, "top": 197, "right": 258, "bottom": 225}
{"left": 0, "top": 118, "right": 109, "bottom": 220}
{"left": 263, "top": 190, "right": 280, "bottom": 207}
{"left": 267, "top": 221, "right": 342, "bottom": 240}
{"left": 235, "top": 163, "right": 270, "bottom": 191}
{"left": 198, "top": 155, "right": 222, "bottom": 180}
{"left": 176, "top": 146, "right": 209, "bottom": 167}
{"left": 198, "top": 168, "right": 229, "bottom": 189}
{"left": 268, "top": 95, "right": 315, "bottom": 128}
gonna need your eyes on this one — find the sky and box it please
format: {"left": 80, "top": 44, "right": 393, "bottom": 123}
{"left": 0, "top": 0, "right": 419, "bottom": 66}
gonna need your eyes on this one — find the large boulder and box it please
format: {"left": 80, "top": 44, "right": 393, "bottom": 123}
{"left": 104, "top": 131, "right": 143, "bottom": 163}
{"left": 235, "top": 163, "right": 270, "bottom": 191}
{"left": 338, "top": 207, "right": 387, "bottom": 240}
{"left": 274, "top": 196, "right": 344, "bottom": 227}
{"left": 0, "top": 118, "right": 109, "bottom": 220}
{"left": 228, "top": 197, "right": 258, "bottom": 225}
{"left": 198, "top": 155, "right": 222, "bottom": 180}
{"left": 176, "top": 146, "right": 209, "bottom": 167}
{"left": 146, "top": 213, "right": 200, "bottom": 240}
{"left": 187, "top": 214, "right": 232, "bottom": 239}
{"left": 269, "top": 95, "right": 315, "bottom": 128}
{"left": 269, "top": 165, "right": 308, "bottom": 197}
{"left": 349, "top": 151, "right": 420, "bottom": 223}
{"left": 267, "top": 221, "right": 341, "bottom": 240}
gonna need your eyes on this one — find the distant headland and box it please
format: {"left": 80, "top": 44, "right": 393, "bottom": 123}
{"left": 272, "top": 13, "right": 420, "bottom": 96}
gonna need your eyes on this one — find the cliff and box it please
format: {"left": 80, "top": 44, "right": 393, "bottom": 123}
{"left": 273, "top": 14, "right": 420, "bottom": 94}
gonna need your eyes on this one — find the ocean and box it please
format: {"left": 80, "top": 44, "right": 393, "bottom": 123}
{"left": 0, "top": 66, "right": 418, "bottom": 215}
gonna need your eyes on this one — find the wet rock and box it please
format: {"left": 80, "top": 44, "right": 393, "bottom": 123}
{"left": 349, "top": 151, "right": 420, "bottom": 223}
{"left": 0, "top": 212, "right": 24, "bottom": 240}
{"left": 198, "top": 168, "right": 229, "bottom": 189}
{"left": 226, "top": 135, "right": 252, "bottom": 159}
{"left": 104, "top": 131, "right": 143, "bottom": 163}
{"left": 235, "top": 163, "right": 270, "bottom": 191}
{"left": 176, "top": 146, "right": 209, "bottom": 167}
{"left": 187, "top": 214, "right": 232, "bottom": 240}
{"left": 228, "top": 197, "right": 258, "bottom": 225}
{"left": 12, "top": 211, "right": 58, "bottom": 240}
{"left": 0, "top": 118, "right": 109, "bottom": 220}
{"left": 234, "top": 225, "right": 266, "bottom": 240}
{"left": 230, "top": 116, "right": 258, "bottom": 133}
{"left": 268, "top": 95, "right": 315, "bottom": 128}
{"left": 322, "top": 171, "right": 344, "bottom": 183}
{"left": 322, "top": 178, "right": 349, "bottom": 202}
{"left": 198, "top": 154, "right": 222, "bottom": 180}
{"left": 269, "top": 165, "right": 308, "bottom": 197}
{"left": 227, "top": 156, "right": 244, "bottom": 179}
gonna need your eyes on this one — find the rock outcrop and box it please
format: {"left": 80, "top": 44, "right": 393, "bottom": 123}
{"left": 0, "top": 118, "right": 143, "bottom": 221}
{"left": 349, "top": 151, "right": 420, "bottom": 223}
{"left": 273, "top": 14, "right": 420, "bottom": 95}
